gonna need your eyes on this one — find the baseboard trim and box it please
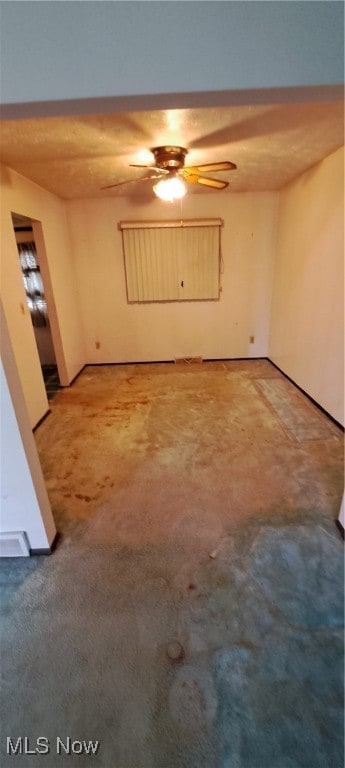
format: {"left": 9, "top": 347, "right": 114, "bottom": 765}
{"left": 267, "top": 359, "right": 344, "bottom": 432}
{"left": 33, "top": 409, "right": 51, "bottom": 431}
{"left": 84, "top": 356, "right": 268, "bottom": 368}
{"left": 30, "top": 531, "right": 60, "bottom": 556}
{"left": 204, "top": 356, "right": 268, "bottom": 362}
{"left": 65, "top": 365, "right": 86, "bottom": 387}
{"left": 84, "top": 360, "right": 173, "bottom": 368}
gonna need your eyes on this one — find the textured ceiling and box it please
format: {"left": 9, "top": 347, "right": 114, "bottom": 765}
{"left": 0, "top": 102, "right": 343, "bottom": 199}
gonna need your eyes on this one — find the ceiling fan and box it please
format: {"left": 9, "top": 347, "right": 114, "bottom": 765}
{"left": 101, "top": 146, "right": 237, "bottom": 200}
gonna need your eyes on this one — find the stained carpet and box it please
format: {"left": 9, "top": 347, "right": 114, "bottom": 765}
{"left": 0, "top": 360, "right": 343, "bottom": 767}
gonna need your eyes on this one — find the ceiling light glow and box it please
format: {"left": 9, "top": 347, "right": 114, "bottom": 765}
{"left": 153, "top": 176, "right": 186, "bottom": 202}
{"left": 135, "top": 149, "right": 154, "bottom": 165}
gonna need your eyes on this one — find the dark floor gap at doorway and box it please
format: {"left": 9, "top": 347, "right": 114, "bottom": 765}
{"left": 42, "top": 364, "right": 61, "bottom": 400}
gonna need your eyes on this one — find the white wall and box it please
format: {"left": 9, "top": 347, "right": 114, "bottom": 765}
{"left": 269, "top": 147, "right": 344, "bottom": 425}
{"left": 66, "top": 192, "right": 278, "bottom": 363}
{"left": 0, "top": 164, "right": 85, "bottom": 427}
{"left": 0, "top": 304, "right": 56, "bottom": 551}
{"left": 1, "top": 2, "right": 343, "bottom": 117}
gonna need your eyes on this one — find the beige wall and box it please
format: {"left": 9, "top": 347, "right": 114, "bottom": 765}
{"left": 269, "top": 147, "right": 344, "bottom": 425}
{"left": 0, "top": 164, "right": 85, "bottom": 427}
{"left": 66, "top": 192, "right": 278, "bottom": 363}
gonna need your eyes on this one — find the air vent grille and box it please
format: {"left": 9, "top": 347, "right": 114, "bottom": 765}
{"left": 0, "top": 532, "right": 30, "bottom": 557}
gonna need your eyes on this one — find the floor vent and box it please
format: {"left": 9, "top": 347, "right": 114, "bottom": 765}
{"left": 0, "top": 531, "right": 30, "bottom": 557}
{"left": 174, "top": 357, "right": 203, "bottom": 364}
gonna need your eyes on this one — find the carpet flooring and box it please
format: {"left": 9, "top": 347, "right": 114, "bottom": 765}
{"left": 0, "top": 360, "right": 344, "bottom": 767}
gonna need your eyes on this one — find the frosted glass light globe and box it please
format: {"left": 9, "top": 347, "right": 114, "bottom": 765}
{"left": 153, "top": 177, "right": 186, "bottom": 202}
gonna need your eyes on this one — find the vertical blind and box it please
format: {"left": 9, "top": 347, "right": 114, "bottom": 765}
{"left": 120, "top": 219, "right": 222, "bottom": 302}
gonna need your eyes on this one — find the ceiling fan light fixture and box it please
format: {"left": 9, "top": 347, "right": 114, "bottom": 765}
{"left": 153, "top": 176, "right": 186, "bottom": 202}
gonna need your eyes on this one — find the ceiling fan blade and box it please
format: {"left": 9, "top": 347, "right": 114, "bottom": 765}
{"left": 184, "top": 161, "right": 237, "bottom": 173}
{"left": 181, "top": 171, "right": 229, "bottom": 189}
{"left": 101, "top": 174, "right": 161, "bottom": 190}
{"left": 129, "top": 164, "right": 168, "bottom": 173}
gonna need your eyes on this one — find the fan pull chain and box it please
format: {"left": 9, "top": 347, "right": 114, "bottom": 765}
{"left": 179, "top": 196, "right": 184, "bottom": 224}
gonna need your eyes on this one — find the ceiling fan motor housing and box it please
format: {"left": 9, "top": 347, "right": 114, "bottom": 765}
{"left": 151, "top": 146, "right": 188, "bottom": 171}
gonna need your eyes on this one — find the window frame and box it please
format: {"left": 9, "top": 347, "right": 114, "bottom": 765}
{"left": 119, "top": 218, "right": 223, "bottom": 304}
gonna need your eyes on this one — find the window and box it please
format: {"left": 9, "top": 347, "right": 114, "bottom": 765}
{"left": 120, "top": 219, "right": 223, "bottom": 303}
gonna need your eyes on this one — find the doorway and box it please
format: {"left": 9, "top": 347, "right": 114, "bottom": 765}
{"left": 11, "top": 213, "right": 61, "bottom": 400}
